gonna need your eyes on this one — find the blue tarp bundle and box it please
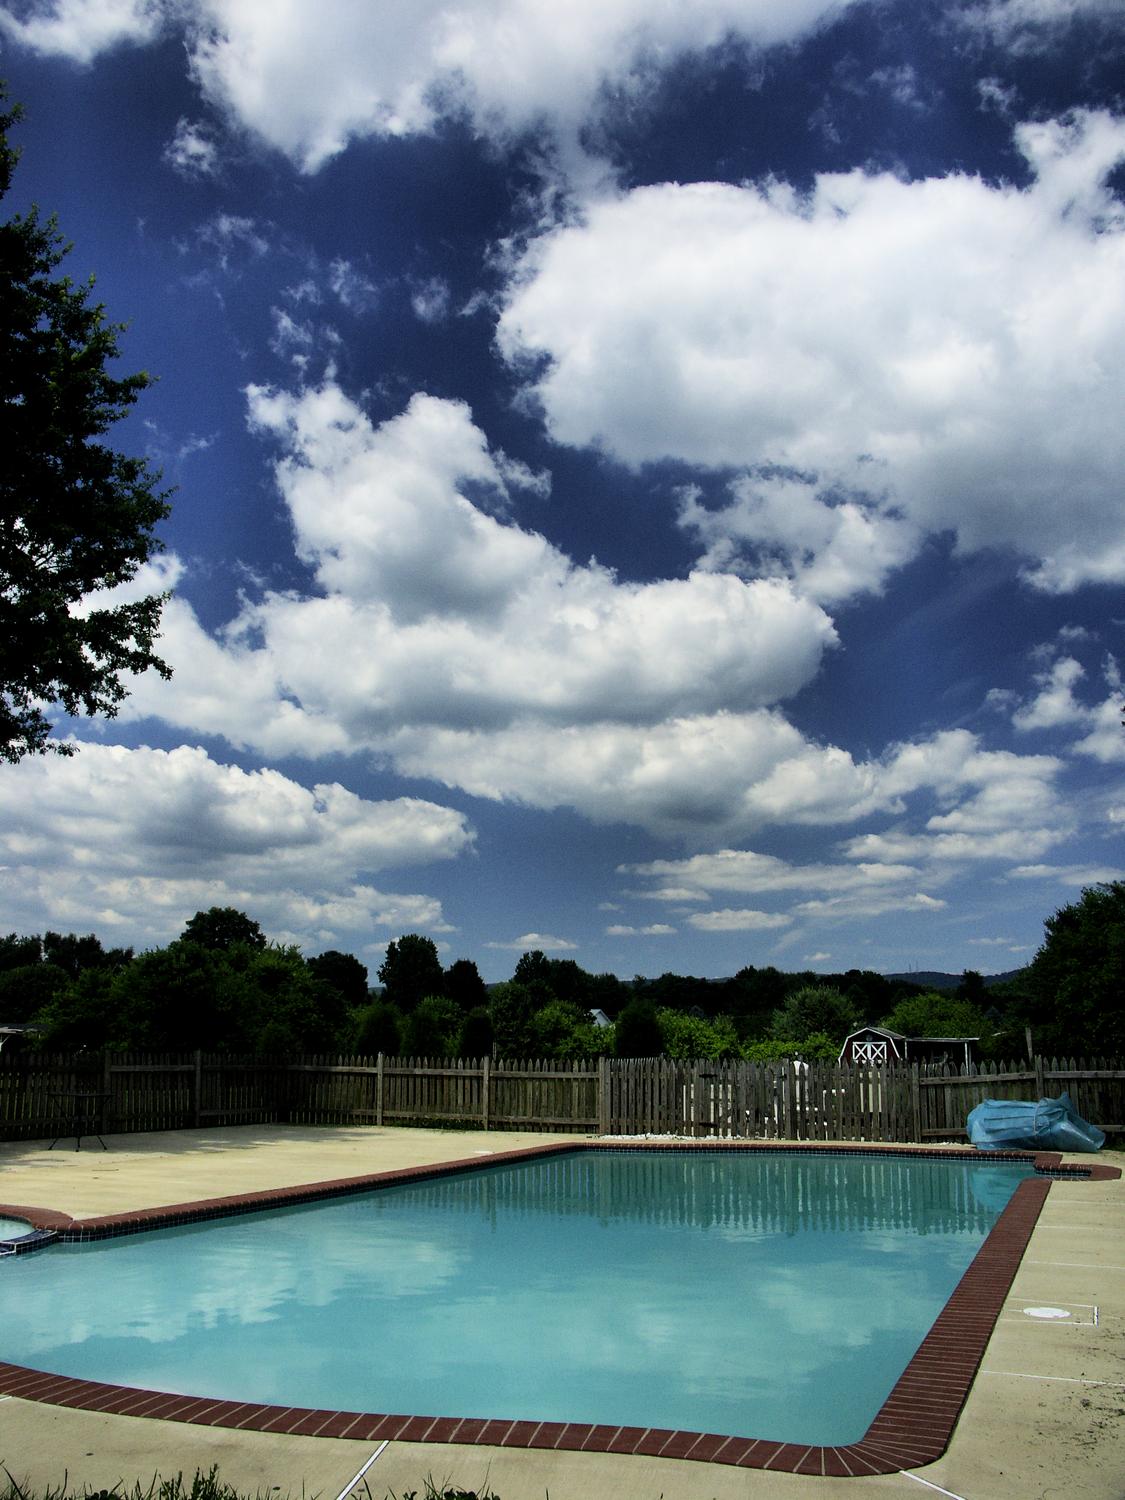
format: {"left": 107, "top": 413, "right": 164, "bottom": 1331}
{"left": 967, "top": 1092, "right": 1105, "bottom": 1153}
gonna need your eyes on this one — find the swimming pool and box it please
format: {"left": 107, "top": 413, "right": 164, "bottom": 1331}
{"left": 0, "top": 1144, "right": 1047, "bottom": 1461}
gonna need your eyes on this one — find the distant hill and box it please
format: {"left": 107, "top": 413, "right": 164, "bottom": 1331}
{"left": 884, "top": 969, "right": 1027, "bottom": 991}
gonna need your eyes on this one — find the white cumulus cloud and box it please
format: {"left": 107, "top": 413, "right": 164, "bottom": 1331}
{"left": 184, "top": 0, "right": 855, "bottom": 172}
{"left": 0, "top": 0, "right": 161, "bottom": 61}
{"left": 120, "top": 383, "right": 847, "bottom": 838}
{"left": 0, "top": 743, "right": 472, "bottom": 950}
{"left": 687, "top": 909, "right": 793, "bottom": 932}
{"left": 498, "top": 110, "right": 1125, "bottom": 595}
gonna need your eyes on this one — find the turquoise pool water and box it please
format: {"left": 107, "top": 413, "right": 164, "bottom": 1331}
{"left": 0, "top": 1150, "right": 1034, "bottom": 1445}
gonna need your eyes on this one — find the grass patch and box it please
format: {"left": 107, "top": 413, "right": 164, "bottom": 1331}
{"left": 0, "top": 1469, "right": 270, "bottom": 1500}
{"left": 0, "top": 1470, "right": 508, "bottom": 1500}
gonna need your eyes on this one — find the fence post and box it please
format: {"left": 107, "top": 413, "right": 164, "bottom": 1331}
{"left": 482, "top": 1054, "right": 490, "bottom": 1131}
{"left": 101, "top": 1050, "right": 111, "bottom": 1139}
{"left": 597, "top": 1055, "right": 608, "bottom": 1136}
{"left": 376, "top": 1052, "right": 384, "bottom": 1126}
{"left": 785, "top": 1062, "right": 797, "bottom": 1140}
{"left": 910, "top": 1064, "right": 921, "bottom": 1142}
{"left": 1034, "top": 1053, "right": 1045, "bottom": 1098}
{"left": 193, "top": 1049, "right": 202, "bottom": 1128}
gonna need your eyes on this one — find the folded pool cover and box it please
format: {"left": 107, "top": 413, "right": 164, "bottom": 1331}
{"left": 967, "top": 1092, "right": 1105, "bottom": 1153}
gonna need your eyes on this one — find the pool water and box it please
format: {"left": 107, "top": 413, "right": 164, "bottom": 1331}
{"left": 0, "top": 1150, "right": 1035, "bottom": 1445}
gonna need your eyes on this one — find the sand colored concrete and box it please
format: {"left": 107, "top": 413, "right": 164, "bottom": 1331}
{"left": 0, "top": 1124, "right": 592, "bottom": 1221}
{"left": 0, "top": 1126, "right": 1121, "bottom": 1500}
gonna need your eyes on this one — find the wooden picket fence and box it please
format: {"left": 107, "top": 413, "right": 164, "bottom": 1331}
{"left": 0, "top": 1051, "right": 1118, "bottom": 1144}
{"left": 602, "top": 1056, "right": 1123, "bottom": 1142}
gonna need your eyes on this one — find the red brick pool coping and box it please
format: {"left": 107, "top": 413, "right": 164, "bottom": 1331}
{"left": 0, "top": 1140, "right": 1118, "bottom": 1478}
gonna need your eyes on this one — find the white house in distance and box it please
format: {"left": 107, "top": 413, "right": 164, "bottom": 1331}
{"left": 838, "top": 1026, "right": 979, "bottom": 1069}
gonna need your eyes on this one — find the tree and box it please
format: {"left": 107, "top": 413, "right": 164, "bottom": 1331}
{"left": 1, "top": 95, "right": 171, "bottom": 760}
{"left": 457, "top": 1005, "right": 494, "bottom": 1059}
{"left": 488, "top": 980, "right": 537, "bottom": 1057}
{"left": 513, "top": 950, "right": 552, "bottom": 988}
{"left": 444, "top": 957, "right": 488, "bottom": 1014}
{"left": 614, "top": 999, "right": 663, "bottom": 1057}
{"left": 307, "top": 950, "right": 368, "bottom": 1008}
{"left": 238, "top": 945, "right": 340, "bottom": 1052}
{"left": 182, "top": 907, "right": 267, "bottom": 953}
{"left": 42, "top": 930, "right": 131, "bottom": 978}
{"left": 0, "top": 933, "right": 41, "bottom": 971}
{"left": 49, "top": 939, "right": 235, "bottom": 1049}
{"left": 378, "top": 934, "right": 444, "bottom": 1012}
{"left": 1023, "top": 882, "right": 1125, "bottom": 1056}
{"left": 0, "top": 961, "right": 67, "bottom": 1021}
{"left": 881, "top": 991, "right": 988, "bottom": 1041}
{"left": 770, "top": 985, "right": 858, "bottom": 1045}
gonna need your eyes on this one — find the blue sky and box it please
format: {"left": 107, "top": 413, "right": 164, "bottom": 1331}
{"left": 1, "top": 0, "right": 1122, "bottom": 983}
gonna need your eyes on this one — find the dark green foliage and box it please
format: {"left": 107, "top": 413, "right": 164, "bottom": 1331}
{"left": 74, "top": 940, "right": 235, "bottom": 1049}
{"left": 29, "top": 965, "right": 118, "bottom": 1048}
{"left": 0, "top": 961, "right": 67, "bottom": 1020}
{"left": 401, "top": 994, "right": 461, "bottom": 1057}
{"left": 657, "top": 1007, "right": 739, "bottom": 1059}
{"left": 835, "top": 968, "right": 901, "bottom": 1021}
{"left": 512, "top": 949, "right": 552, "bottom": 987}
{"left": 632, "top": 970, "right": 712, "bottom": 1013}
{"left": 0, "top": 932, "right": 41, "bottom": 971}
{"left": 1023, "top": 881, "right": 1125, "bottom": 1055}
{"left": 585, "top": 969, "right": 631, "bottom": 1016}
{"left": 537, "top": 957, "right": 588, "bottom": 1004}
{"left": 720, "top": 964, "right": 788, "bottom": 1037}
{"left": 527, "top": 998, "right": 589, "bottom": 1058}
{"left": 307, "top": 948, "right": 369, "bottom": 1007}
{"left": 488, "top": 980, "right": 536, "bottom": 1056}
{"left": 352, "top": 998, "right": 403, "bottom": 1055}
{"left": 614, "top": 999, "right": 663, "bottom": 1056}
{"left": 379, "top": 933, "right": 444, "bottom": 1012}
{"left": 237, "top": 945, "right": 340, "bottom": 1052}
{"left": 444, "top": 956, "right": 488, "bottom": 1013}
{"left": 881, "top": 991, "right": 989, "bottom": 1041}
{"left": 35, "top": 936, "right": 343, "bottom": 1051}
{"left": 182, "top": 907, "right": 267, "bottom": 952}
{"left": 0, "top": 94, "right": 171, "bottom": 760}
{"left": 457, "top": 1005, "right": 494, "bottom": 1058}
{"left": 957, "top": 969, "right": 987, "bottom": 1006}
{"left": 42, "top": 930, "right": 131, "bottom": 977}
{"left": 770, "top": 984, "right": 859, "bottom": 1045}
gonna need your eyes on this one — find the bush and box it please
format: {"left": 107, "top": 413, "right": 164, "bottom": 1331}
{"left": 401, "top": 995, "right": 462, "bottom": 1057}
{"left": 527, "top": 999, "right": 594, "bottom": 1058}
{"left": 658, "top": 1008, "right": 739, "bottom": 1059}
{"left": 351, "top": 999, "right": 403, "bottom": 1055}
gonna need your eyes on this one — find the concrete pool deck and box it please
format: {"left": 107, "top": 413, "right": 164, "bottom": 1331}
{"left": 0, "top": 1125, "right": 1120, "bottom": 1499}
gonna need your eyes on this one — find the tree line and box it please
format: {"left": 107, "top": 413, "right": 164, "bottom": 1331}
{"left": 1, "top": 882, "right": 1120, "bottom": 1060}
